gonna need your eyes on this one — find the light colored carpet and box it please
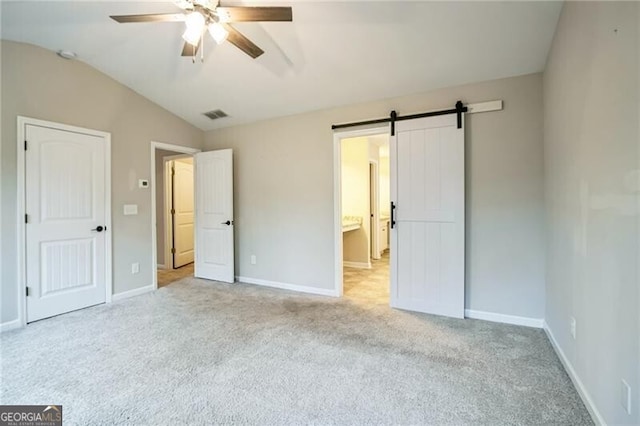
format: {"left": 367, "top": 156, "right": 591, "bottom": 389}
{"left": 1, "top": 277, "right": 591, "bottom": 425}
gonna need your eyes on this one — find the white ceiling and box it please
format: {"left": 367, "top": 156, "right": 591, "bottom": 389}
{"left": 1, "top": 1, "right": 562, "bottom": 130}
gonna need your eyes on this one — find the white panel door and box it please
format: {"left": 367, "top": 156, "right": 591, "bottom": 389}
{"left": 26, "top": 124, "right": 108, "bottom": 322}
{"left": 194, "top": 149, "right": 234, "bottom": 283}
{"left": 390, "top": 113, "right": 465, "bottom": 318}
{"left": 172, "top": 159, "right": 194, "bottom": 268}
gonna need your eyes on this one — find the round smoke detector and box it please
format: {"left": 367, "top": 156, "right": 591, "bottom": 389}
{"left": 56, "top": 50, "right": 77, "bottom": 60}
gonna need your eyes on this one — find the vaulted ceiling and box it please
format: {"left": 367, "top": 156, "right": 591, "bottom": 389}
{"left": 1, "top": 1, "right": 562, "bottom": 130}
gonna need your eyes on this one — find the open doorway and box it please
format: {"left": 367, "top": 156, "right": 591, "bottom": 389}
{"left": 158, "top": 155, "right": 194, "bottom": 288}
{"left": 334, "top": 128, "right": 390, "bottom": 305}
{"left": 151, "top": 142, "right": 200, "bottom": 289}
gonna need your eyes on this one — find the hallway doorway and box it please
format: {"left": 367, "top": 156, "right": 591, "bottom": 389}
{"left": 151, "top": 142, "right": 200, "bottom": 289}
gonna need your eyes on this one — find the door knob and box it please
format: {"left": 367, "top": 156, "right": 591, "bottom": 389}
{"left": 221, "top": 220, "right": 233, "bottom": 226}
{"left": 91, "top": 225, "right": 105, "bottom": 232}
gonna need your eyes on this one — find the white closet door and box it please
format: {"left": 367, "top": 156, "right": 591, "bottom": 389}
{"left": 390, "top": 113, "right": 465, "bottom": 318}
{"left": 194, "top": 149, "right": 234, "bottom": 283}
{"left": 26, "top": 124, "right": 108, "bottom": 322}
{"left": 172, "top": 159, "right": 195, "bottom": 268}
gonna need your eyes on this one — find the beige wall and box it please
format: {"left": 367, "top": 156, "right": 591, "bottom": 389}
{"left": 341, "top": 137, "right": 370, "bottom": 264}
{"left": 543, "top": 2, "right": 639, "bottom": 424}
{"left": 205, "top": 72, "right": 546, "bottom": 319}
{"left": 0, "top": 41, "right": 204, "bottom": 323}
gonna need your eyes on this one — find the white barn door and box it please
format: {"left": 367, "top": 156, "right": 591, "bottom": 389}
{"left": 194, "top": 149, "right": 234, "bottom": 283}
{"left": 390, "top": 113, "right": 465, "bottom": 318}
{"left": 25, "top": 123, "right": 109, "bottom": 322}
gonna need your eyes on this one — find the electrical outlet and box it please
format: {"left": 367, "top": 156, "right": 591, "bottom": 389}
{"left": 621, "top": 379, "right": 631, "bottom": 415}
{"left": 131, "top": 262, "right": 140, "bottom": 274}
{"left": 570, "top": 317, "right": 576, "bottom": 340}
{"left": 250, "top": 255, "right": 257, "bottom": 265}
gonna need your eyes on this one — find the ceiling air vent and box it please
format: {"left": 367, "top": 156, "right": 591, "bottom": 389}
{"left": 204, "top": 109, "right": 229, "bottom": 120}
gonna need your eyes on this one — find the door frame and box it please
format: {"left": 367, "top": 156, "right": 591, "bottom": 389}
{"left": 369, "top": 160, "right": 380, "bottom": 260}
{"left": 150, "top": 142, "right": 200, "bottom": 290}
{"left": 333, "top": 125, "right": 389, "bottom": 297}
{"left": 16, "top": 116, "right": 113, "bottom": 327}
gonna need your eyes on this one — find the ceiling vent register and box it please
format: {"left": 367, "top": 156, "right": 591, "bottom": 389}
{"left": 204, "top": 109, "right": 229, "bottom": 120}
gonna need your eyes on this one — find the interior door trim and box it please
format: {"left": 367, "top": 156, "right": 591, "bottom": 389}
{"left": 150, "top": 142, "right": 201, "bottom": 291}
{"left": 16, "top": 116, "right": 113, "bottom": 328}
{"left": 332, "top": 125, "right": 390, "bottom": 298}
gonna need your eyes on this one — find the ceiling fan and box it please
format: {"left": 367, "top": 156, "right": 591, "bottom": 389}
{"left": 110, "top": 0, "right": 293, "bottom": 60}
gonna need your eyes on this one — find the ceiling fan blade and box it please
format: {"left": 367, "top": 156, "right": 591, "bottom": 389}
{"left": 223, "top": 24, "right": 265, "bottom": 59}
{"left": 110, "top": 13, "right": 186, "bottom": 23}
{"left": 216, "top": 7, "right": 292, "bottom": 22}
{"left": 181, "top": 39, "right": 201, "bottom": 57}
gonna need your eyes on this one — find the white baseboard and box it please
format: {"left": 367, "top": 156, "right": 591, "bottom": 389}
{"left": 157, "top": 264, "right": 166, "bottom": 269}
{"left": 112, "top": 285, "right": 155, "bottom": 302}
{"left": 464, "top": 309, "right": 544, "bottom": 328}
{"left": 236, "top": 276, "right": 339, "bottom": 297}
{"left": 0, "top": 319, "right": 22, "bottom": 333}
{"left": 544, "top": 322, "right": 605, "bottom": 426}
{"left": 343, "top": 261, "right": 371, "bottom": 269}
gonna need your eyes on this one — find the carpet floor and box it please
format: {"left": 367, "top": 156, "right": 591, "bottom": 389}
{"left": 1, "top": 277, "right": 591, "bottom": 425}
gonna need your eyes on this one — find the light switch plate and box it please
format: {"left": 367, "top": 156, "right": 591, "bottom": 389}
{"left": 123, "top": 204, "right": 138, "bottom": 215}
{"left": 138, "top": 179, "right": 149, "bottom": 189}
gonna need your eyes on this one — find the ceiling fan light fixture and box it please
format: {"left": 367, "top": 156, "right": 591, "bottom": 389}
{"left": 208, "top": 22, "right": 229, "bottom": 44}
{"left": 182, "top": 11, "right": 205, "bottom": 45}
{"left": 182, "top": 28, "right": 201, "bottom": 46}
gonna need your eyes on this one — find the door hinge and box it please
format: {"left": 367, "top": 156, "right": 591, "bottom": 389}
{"left": 170, "top": 209, "right": 175, "bottom": 215}
{"left": 24, "top": 140, "right": 28, "bottom": 150}
{"left": 25, "top": 214, "right": 29, "bottom": 224}
{"left": 171, "top": 167, "right": 175, "bottom": 176}
{"left": 26, "top": 286, "right": 30, "bottom": 297}
{"left": 171, "top": 248, "right": 176, "bottom": 254}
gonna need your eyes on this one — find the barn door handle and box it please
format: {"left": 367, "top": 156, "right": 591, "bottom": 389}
{"left": 91, "top": 225, "right": 105, "bottom": 232}
{"left": 221, "top": 220, "right": 233, "bottom": 226}
{"left": 390, "top": 202, "right": 396, "bottom": 229}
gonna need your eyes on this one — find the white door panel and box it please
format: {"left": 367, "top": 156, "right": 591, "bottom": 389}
{"left": 172, "top": 159, "right": 194, "bottom": 268}
{"left": 195, "top": 149, "right": 234, "bottom": 283}
{"left": 390, "top": 113, "right": 465, "bottom": 318}
{"left": 26, "top": 124, "right": 108, "bottom": 322}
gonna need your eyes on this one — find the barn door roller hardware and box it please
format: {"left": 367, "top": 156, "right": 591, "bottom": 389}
{"left": 331, "top": 100, "right": 469, "bottom": 134}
